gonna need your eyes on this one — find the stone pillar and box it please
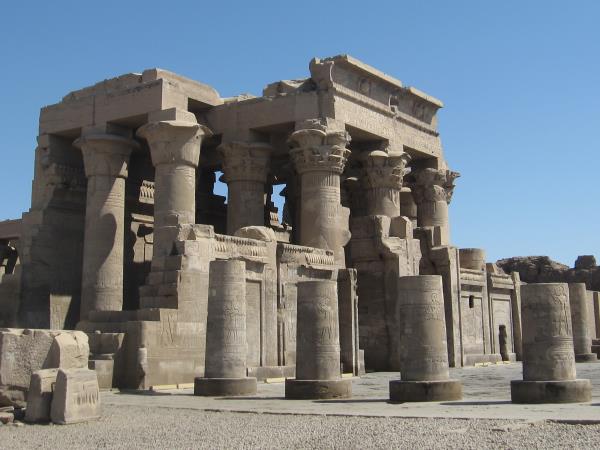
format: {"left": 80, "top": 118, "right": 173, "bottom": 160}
{"left": 75, "top": 133, "right": 138, "bottom": 319}
{"left": 136, "top": 109, "right": 211, "bottom": 259}
{"left": 194, "top": 260, "right": 257, "bottom": 396}
{"left": 568, "top": 283, "right": 597, "bottom": 362}
{"left": 362, "top": 150, "right": 410, "bottom": 217}
{"left": 510, "top": 272, "right": 523, "bottom": 361}
{"left": 411, "top": 168, "right": 460, "bottom": 246}
{"left": 389, "top": 275, "right": 463, "bottom": 402}
{"left": 511, "top": 283, "right": 591, "bottom": 403}
{"left": 285, "top": 280, "right": 352, "bottom": 399}
{"left": 219, "top": 141, "right": 272, "bottom": 235}
{"left": 289, "top": 120, "right": 351, "bottom": 267}
{"left": 459, "top": 248, "right": 486, "bottom": 270}
{"left": 400, "top": 188, "right": 418, "bottom": 227}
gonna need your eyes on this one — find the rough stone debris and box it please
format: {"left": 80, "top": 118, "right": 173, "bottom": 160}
{"left": 50, "top": 368, "right": 100, "bottom": 425}
{"left": 0, "top": 329, "right": 88, "bottom": 407}
{"left": 0, "top": 54, "right": 579, "bottom": 406}
{"left": 511, "top": 283, "right": 592, "bottom": 404}
{"left": 24, "top": 368, "right": 58, "bottom": 423}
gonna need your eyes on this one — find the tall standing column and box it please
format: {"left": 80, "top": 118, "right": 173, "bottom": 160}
{"left": 289, "top": 120, "right": 351, "bottom": 267}
{"left": 568, "top": 283, "right": 598, "bottom": 362}
{"left": 137, "top": 109, "right": 211, "bottom": 259}
{"left": 219, "top": 141, "right": 272, "bottom": 235}
{"left": 511, "top": 283, "right": 592, "bottom": 403}
{"left": 75, "top": 133, "right": 138, "bottom": 320}
{"left": 389, "top": 275, "right": 463, "bottom": 402}
{"left": 285, "top": 280, "right": 352, "bottom": 399}
{"left": 362, "top": 150, "right": 410, "bottom": 217}
{"left": 194, "top": 260, "right": 257, "bottom": 396}
{"left": 411, "top": 168, "right": 460, "bottom": 246}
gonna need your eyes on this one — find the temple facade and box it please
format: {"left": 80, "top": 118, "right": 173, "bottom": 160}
{"left": 0, "top": 55, "right": 526, "bottom": 389}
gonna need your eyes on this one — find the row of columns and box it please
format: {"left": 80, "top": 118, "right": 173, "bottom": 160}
{"left": 74, "top": 112, "right": 458, "bottom": 320}
{"left": 76, "top": 109, "right": 210, "bottom": 320}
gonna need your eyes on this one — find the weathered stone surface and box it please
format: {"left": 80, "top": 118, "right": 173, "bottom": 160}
{"left": 49, "top": 332, "right": 89, "bottom": 369}
{"left": 511, "top": 283, "right": 591, "bottom": 404}
{"left": 568, "top": 283, "right": 597, "bottom": 362}
{"left": 286, "top": 280, "right": 352, "bottom": 399}
{"left": 50, "top": 368, "right": 100, "bottom": 425}
{"left": 0, "top": 329, "right": 88, "bottom": 407}
{"left": 195, "top": 260, "right": 257, "bottom": 396}
{"left": 498, "top": 255, "right": 600, "bottom": 291}
{"left": 24, "top": 368, "right": 58, "bottom": 423}
{"left": 389, "top": 275, "right": 462, "bottom": 402}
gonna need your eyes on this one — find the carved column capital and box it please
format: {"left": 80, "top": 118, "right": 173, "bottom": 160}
{"left": 411, "top": 168, "right": 460, "bottom": 204}
{"left": 75, "top": 134, "right": 139, "bottom": 179}
{"left": 137, "top": 120, "right": 211, "bottom": 168}
{"left": 219, "top": 141, "right": 272, "bottom": 183}
{"left": 288, "top": 121, "right": 351, "bottom": 175}
{"left": 362, "top": 150, "right": 411, "bottom": 190}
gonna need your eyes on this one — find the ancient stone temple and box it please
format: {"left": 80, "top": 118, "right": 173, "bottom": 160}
{"left": 0, "top": 55, "right": 523, "bottom": 389}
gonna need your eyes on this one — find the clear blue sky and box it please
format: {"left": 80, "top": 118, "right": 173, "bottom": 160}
{"left": 1, "top": 1, "right": 598, "bottom": 265}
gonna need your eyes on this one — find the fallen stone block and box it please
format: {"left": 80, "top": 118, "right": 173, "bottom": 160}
{"left": 24, "top": 369, "right": 58, "bottom": 423}
{"left": 49, "top": 333, "right": 89, "bottom": 369}
{"left": 0, "top": 328, "right": 89, "bottom": 407}
{"left": 50, "top": 368, "right": 100, "bottom": 425}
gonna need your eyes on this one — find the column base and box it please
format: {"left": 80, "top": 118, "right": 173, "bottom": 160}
{"left": 285, "top": 379, "right": 352, "bottom": 399}
{"left": 511, "top": 379, "right": 592, "bottom": 404}
{"left": 194, "top": 377, "right": 257, "bottom": 397}
{"left": 575, "top": 353, "right": 598, "bottom": 363}
{"left": 389, "top": 379, "right": 463, "bottom": 402}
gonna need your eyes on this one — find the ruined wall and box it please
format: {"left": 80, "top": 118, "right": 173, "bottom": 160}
{"left": 498, "top": 255, "right": 600, "bottom": 291}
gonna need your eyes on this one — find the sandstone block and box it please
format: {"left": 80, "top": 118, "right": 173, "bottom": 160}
{"left": 49, "top": 332, "right": 89, "bottom": 369}
{"left": 24, "top": 369, "right": 58, "bottom": 423}
{"left": 0, "top": 329, "right": 89, "bottom": 407}
{"left": 50, "top": 368, "right": 100, "bottom": 425}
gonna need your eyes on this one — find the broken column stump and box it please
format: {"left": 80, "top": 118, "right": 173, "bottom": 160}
{"left": 285, "top": 280, "right": 352, "bottom": 399}
{"left": 568, "top": 283, "right": 598, "bottom": 362}
{"left": 194, "top": 260, "right": 257, "bottom": 396}
{"left": 389, "top": 275, "right": 462, "bottom": 402}
{"left": 511, "top": 283, "right": 592, "bottom": 403}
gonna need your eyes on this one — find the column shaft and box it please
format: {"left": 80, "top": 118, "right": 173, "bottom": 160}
{"left": 136, "top": 112, "right": 210, "bottom": 259}
{"left": 219, "top": 141, "right": 271, "bottom": 236}
{"left": 81, "top": 176, "right": 126, "bottom": 316}
{"left": 289, "top": 122, "right": 351, "bottom": 267}
{"left": 75, "top": 133, "right": 137, "bottom": 320}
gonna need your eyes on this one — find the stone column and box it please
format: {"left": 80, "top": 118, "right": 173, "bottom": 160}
{"left": 400, "top": 188, "right": 418, "bottom": 227}
{"left": 219, "top": 141, "right": 272, "bottom": 235}
{"left": 568, "top": 283, "right": 598, "bottom": 362}
{"left": 510, "top": 272, "right": 523, "bottom": 361}
{"left": 362, "top": 150, "right": 410, "bottom": 217}
{"left": 511, "top": 283, "right": 591, "bottom": 403}
{"left": 411, "top": 168, "right": 460, "bottom": 246}
{"left": 136, "top": 109, "right": 211, "bottom": 259}
{"left": 289, "top": 120, "right": 351, "bottom": 267}
{"left": 389, "top": 275, "right": 463, "bottom": 402}
{"left": 194, "top": 260, "right": 257, "bottom": 396}
{"left": 75, "top": 133, "right": 138, "bottom": 319}
{"left": 285, "top": 280, "right": 352, "bottom": 399}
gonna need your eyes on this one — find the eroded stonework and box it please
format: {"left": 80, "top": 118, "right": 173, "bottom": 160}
{"left": 0, "top": 55, "right": 524, "bottom": 390}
